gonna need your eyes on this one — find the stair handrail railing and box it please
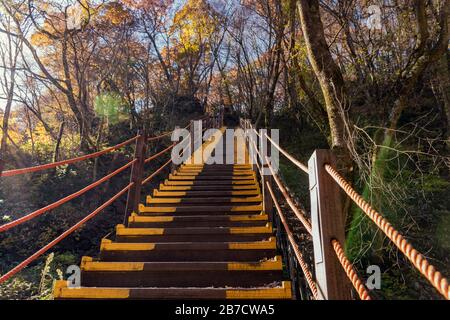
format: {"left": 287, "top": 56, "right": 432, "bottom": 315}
{"left": 0, "top": 116, "right": 215, "bottom": 285}
{"left": 239, "top": 118, "right": 449, "bottom": 300}
{"left": 239, "top": 118, "right": 366, "bottom": 300}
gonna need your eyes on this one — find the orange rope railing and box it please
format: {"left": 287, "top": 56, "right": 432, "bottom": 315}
{"left": 0, "top": 182, "right": 133, "bottom": 284}
{"left": 331, "top": 239, "right": 372, "bottom": 300}
{"left": 325, "top": 164, "right": 450, "bottom": 300}
{"left": 241, "top": 118, "right": 449, "bottom": 300}
{"left": 0, "top": 159, "right": 136, "bottom": 233}
{"left": 266, "top": 182, "right": 319, "bottom": 299}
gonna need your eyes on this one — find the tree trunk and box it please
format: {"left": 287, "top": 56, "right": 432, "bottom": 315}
{"left": 0, "top": 57, "right": 16, "bottom": 175}
{"left": 297, "top": 0, "right": 351, "bottom": 171}
{"left": 52, "top": 121, "right": 65, "bottom": 163}
{"left": 437, "top": 53, "right": 450, "bottom": 140}
{"left": 92, "top": 117, "right": 104, "bottom": 181}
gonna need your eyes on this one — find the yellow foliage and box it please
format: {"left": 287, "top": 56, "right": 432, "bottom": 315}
{"left": 172, "top": 0, "right": 218, "bottom": 53}
{"left": 96, "top": 2, "right": 133, "bottom": 26}
{"left": 31, "top": 32, "right": 53, "bottom": 47}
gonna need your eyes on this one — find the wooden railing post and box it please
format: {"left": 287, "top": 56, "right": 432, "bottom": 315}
{"left": 308, "top": 150, "right": 351, "bottom": 299}
{"left": 124, "top": 131, "right": 147, "bottom": 225}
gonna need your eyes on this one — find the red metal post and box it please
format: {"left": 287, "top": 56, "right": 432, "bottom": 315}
{"left": 124, "top": 131, "right": 147, "bottom": 225}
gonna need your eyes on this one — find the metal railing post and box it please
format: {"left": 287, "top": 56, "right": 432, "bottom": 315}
{"left": 189, "top": 120, "right": 195, "bottom": 164}
{"left": 262, "top": 130, "right": 273, "bottom": 223}
{"left": 124, "top": 131, "right": 147, "bottom": 225}
{"left": 170, "top": 126, "right": 179, "bottom": 174}
{"left": 308, "top": 150, "right": 351, "bottom": 299}
{"left": 247, "top": 122, "right": 258, "bottom": 180}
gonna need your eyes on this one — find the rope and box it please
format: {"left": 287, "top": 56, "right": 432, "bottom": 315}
{"left": 266, "top": 159, "right": 312, "bottom": 234}
{"left": 0, "top": 159, "right": 137, "bottom": 233}
{"left": 0, "top": 182, "right": 133, "bottom": 284}
{"left": 1, "top": 136, "right": 139, "bottom": 177}
{"left": 325, "top": 164, "right": 450, "bottom": 300}
{"left": 331, "top": 239, "right": 372, "bottom": 300}
{"left": 266, "top": 181, "right": 319, "bottom": 299}
{"left": 142, "top": 159, "right": 172, "bottom": 186}
{"left": 265, "top": 133, "right": 309, "bottom": 174}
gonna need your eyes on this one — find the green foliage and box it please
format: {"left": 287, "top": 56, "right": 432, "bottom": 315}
{"left": 436, "top": 210, "right": 450, "bottom": 251}
{"left": 422, "top": 175, "right": 450, "bottom": 193}
{"left": 0, "top": 277, "right": 36, "bottom": 300}
{"left": 0, "top": 252, "right": 79, "bottom": 300}
{"left": 94, "top": 92, "right": 129, "bottom": 124}
{"left": 380, "top": 271, "right": 411, "bottom": 300}
{"left": 36, "top": 253, "right": 54, "bottom": 300}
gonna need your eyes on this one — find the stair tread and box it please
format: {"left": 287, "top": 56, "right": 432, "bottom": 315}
{"left": 169, "top": 175, "right": 255, "bottom": 180}
{"left": 115, "top": 224, "right": 272, "bottom": 236}
{"left": 146, "top": 196, "right": 262, "bottom": 204}
{"left": 129, "top": 214, "right": 268, "bottom": 222}
{"left": 164, "top": 180, "right": 257, "bottom": 186}
{"left": 52, "top": 136, "right": 289, "bottom": 300}
{"left": 81, "top": 256, "right": 282, "bottom": 271}
{"left": 54, "top": 280, "right": 292, "bottom": 299}
{"left": 100, "top": 237, "right": 277, "bottom": 251}
{"left": 138, "top": 204, "right": 263, "bottom": 213}
{"left": 153, "top": 191, "right": 260, "bottom": 197}
{"left": 159, "top": 185, "right": 259, "bottom": 191}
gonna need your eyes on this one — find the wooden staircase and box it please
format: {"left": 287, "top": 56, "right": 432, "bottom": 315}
{"left": 53, "top": 131, "right": 292, "bottom": 299}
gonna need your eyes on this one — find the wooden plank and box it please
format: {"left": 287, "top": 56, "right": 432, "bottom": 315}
{"left": 308, "top": 150, "right": 351, "bottom": 299}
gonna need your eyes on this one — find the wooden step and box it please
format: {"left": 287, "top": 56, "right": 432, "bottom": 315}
{"left": 146, "top": 196, "right": 262, "bottom": 205}
{"left": 128, "top": 214, "right": 269, "bottom": 228}
{"left": 138, "top": 204, "right": 263, "bottom": 215}
{"left": 80, "top": 256, "right": 284, "bottom": 288}
{"left": 169, "top": 175, "right": 255, "bottom": 181}
{"left": 182, "top": 164, "right": 252, "bottom": 169}
{"left": 54, "top": 280, "right": 292, "bottom": 300}
{"left": 159, "top": 184, "right": 259, "bottom": 191}
{"left": 153, "top": 189, "right": 261, "bottom": 197}
{"left": 99, "top": 237, "right": 277, "bottom": 262}
{"left": 115, "top": 223, "right": 272, "bottom": 242}
{"left": 164, "top": 180, "right": 257, "bottom": 186}
{"left": 175, "top": 170, "right": 255, "bottom": 176}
